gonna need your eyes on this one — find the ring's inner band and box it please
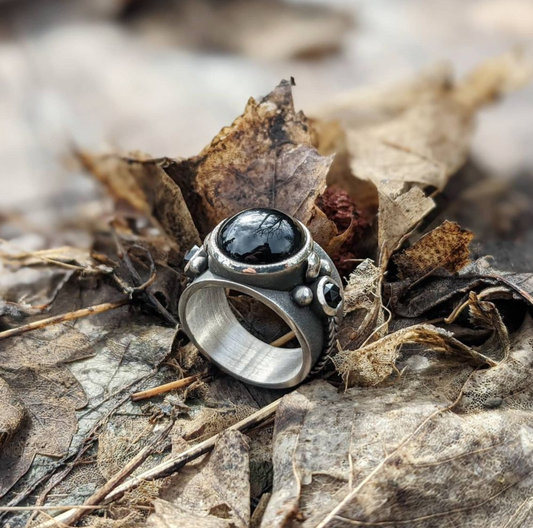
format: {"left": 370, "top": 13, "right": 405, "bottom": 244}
{"left": 185, "top": 287, "right": 304, "bottom": 386}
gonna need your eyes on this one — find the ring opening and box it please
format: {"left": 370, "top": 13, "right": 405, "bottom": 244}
{"left": 184, "top": 286, "right": 305, "bottom": 387}
{"left": 226, "top": 289, "right": 297, "bottom": 347}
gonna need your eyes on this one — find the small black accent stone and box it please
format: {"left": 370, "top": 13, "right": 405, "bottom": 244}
{"left": 219, "top": 208, "right": 304, "bottom": 265}
{"left": 323, "top": 282, "right": 341, "bottom": 308}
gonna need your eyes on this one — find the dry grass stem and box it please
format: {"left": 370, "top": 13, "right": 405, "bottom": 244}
{"left": 0, "top": 300, "right": 130, "bottom": 341}
{"left": 130, "top": 371, "right": 208, "bottom": 401}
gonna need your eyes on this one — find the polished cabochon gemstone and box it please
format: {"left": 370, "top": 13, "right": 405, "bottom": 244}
{"left": 218, "top": 208, "right": 304, "bottom": 265}
{"left": 323, "top": 282, "right": 341, "bottom": 308}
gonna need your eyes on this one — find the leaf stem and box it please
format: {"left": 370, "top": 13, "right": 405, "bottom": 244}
{"left": 0, "top": 300, "right": 129, "bottom": 340}
{"left": 130, "top": 371, "right": 208, "bottom": 401}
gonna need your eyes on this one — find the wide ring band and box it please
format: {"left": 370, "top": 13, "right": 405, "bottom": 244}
{"left": 178, "top": 209, "right": 343, "bottom": 389}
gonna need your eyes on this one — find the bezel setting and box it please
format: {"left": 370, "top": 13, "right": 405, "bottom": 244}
{"left": 207, "top": 209, "right": 314, "bottom": 290}
{"left": 314, "top": 276, "right": 343, "bottom": 316}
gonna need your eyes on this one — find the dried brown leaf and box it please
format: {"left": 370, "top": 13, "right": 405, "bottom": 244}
{"left": 324, "top": 52, "right": 531, "bottom": 192}
{"left": 261, "top": 391, "right": 311, "bottom": 528}
{"left": 0, "top": 275, "right": 178, "bottom": 522}
{"left": 0, "top": 325, "right": 93, "bottom": 497}
{"left": 394, "top": 220, "right": 474, "bottom": 281}
{"left": 151, "top": 429, "right": 251, "bottom": 528}
{"left": 264, "top": 316, "right": 533, "bottom": 527}
{"left": 337, "top": 259, "right": 385, "bottom": 350}
{"left": 348, "top": 95, "right": 473, "bottom": 191}
{"left": 304, "top": 206, "right": 339, "bottom": 250}
{"left": 467, "top": 292, "right": 510, "bottom": 362}
{"left": 163, "top": 80, "right": 335, "bottom": 241}
{"left": 79, "top": 151, "right": 201, "bottom": 260}
{"left": 378, "top": 183, "right": 435, "bottom": 267}
{"left": 334, "top": 322, "right": 491, "bottom": 388}
{"left": 0, "top": 245, "right": 102, "bottom": 273}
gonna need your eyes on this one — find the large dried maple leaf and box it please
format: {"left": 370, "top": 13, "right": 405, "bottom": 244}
{"left": 81, "top": 80, "right": 335, "bottom": 252}
{"left": 148, "top": 430, "right": 250, "bottom": 528}
{"left": 163, "top": 79, "right": 334, "bottom": 238}
{"left": 263, "top": 316, "right": 533, "bottom": 527}
{"left": 0, "top": 325, "right": 93, "bottom": 497}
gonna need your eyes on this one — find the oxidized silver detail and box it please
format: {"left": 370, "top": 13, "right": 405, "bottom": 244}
{"left": 179, "top": 209, "right": 344, "bottom": 389}
{"left": 306, "top": 251, "right": 321, "bottom": 282}
{"left": 184, "top": 248, "right": 208, "bottom": 278}
{"left": 292, "top": 285, "right": 313, "bottom": 306}
{"left": 309, "top": 313, "right": 340, "bottom": 376}
{"left": 319, "top": 258, "right": 333, "bottom": 276}
{"left": 313, "top": 276, "right": 343, "bottom": 317}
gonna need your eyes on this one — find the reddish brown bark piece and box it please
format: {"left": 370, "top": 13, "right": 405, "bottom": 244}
{"left": 316, "top": 186, "right": 371, "bottom": 275}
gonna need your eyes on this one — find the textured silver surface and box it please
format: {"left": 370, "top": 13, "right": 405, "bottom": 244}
{"left": 207, "top": 213, "right": 314, "bottom": 290}
{"left": 179, "top": 214, "right": 343, "bottom": 388}
{"left": 179, "top": 270, "right": 323, "bottom": 388}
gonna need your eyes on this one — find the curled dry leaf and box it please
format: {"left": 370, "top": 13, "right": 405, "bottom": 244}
{"left": 0, "top": 245, "right": 103, "bottom": 273}
{"left": 149, "top": 429, "right": 250, "bottom": 528}
{"left": 466, "top": 292, "right": 510, "bottom": 363}
{"left": 78, "top": 151, "right": 201, "bottom": 261}
{"left": 334, "top": 322, "right": 491, "bottom": 388}
{"left": 389, "top": 256, "right": 533, "bottom": 322}
{"left": 394, "top": 220, "right": 474, "bottom": 281}
{"left": 337, "top": 259, "right": 386, "bottom": 350}
{"left": 264, "top": 317, "right": 533, "bottom": 527}
{"left": 163, "top": 80, "right": 335, "bottom": 242}
{"left": 377, "top": 183, "right": 435, "bottom": 267}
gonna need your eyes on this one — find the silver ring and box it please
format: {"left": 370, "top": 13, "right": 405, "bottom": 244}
{"left": 178, "top": 208, "right": 343, "bottom": 389}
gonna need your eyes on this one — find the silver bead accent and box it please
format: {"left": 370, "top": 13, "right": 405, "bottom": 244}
{"left": 185, "top": 254, "right": 208, "bottom": 278}
{"left": 292, "top": 285, "right": 314, "bottom": 306}
{"left": 306, "top": 252, "right": 320, "bottom": 281}
{"left": 319, "top": 258, "right": 333, "bottom": 276}
{"left": 184, "top": 245, "right": 201, "bottom": 263}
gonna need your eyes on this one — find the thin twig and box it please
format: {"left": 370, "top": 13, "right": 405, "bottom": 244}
{"left": 104, "top": 398, "right": 280, "bottom": 501}
{"left": 38, "top": 398, "right": 281, "bottom": 528}
{"left": 270, "top": 331, "right": 296, "bottom": 347}
{"left": 110, "top": 224, "right": 177, "bottom": 326}
{"left": 130, "top": 330, "right": 296, "bottom": 402}
{"left": 0, "top": 300, "right": 129, "bottom": 341}
{"left": 54, "top": 421, "right": 173, "bottom": 527}
{"left": 130, "top": 371, "right": 207, "bottom": 401}
{"left": 0, "top": 505, "right": 106, "bottom": 512}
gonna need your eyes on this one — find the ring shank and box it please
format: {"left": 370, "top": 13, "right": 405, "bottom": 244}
{"left": 179, "top": 271, "right": 324, "bottom": 388}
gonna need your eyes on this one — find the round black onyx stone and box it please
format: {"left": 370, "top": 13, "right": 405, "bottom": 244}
{"left": 323, "top": 282, "right": 341, "bottom": 308}
{"left": 218, "top": 208, "right": 304, "bottom": 265}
